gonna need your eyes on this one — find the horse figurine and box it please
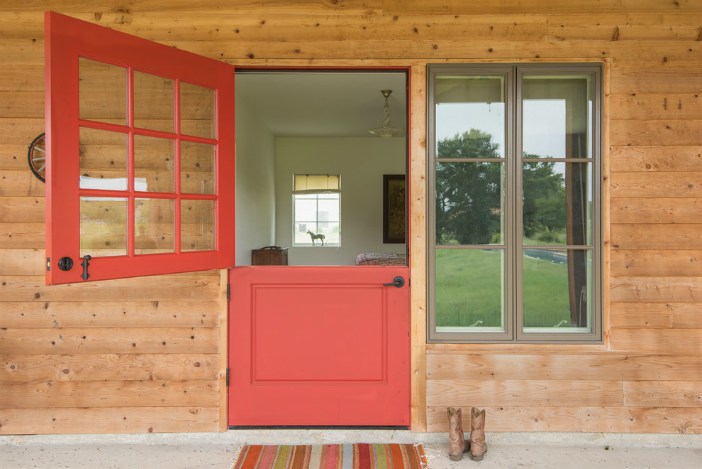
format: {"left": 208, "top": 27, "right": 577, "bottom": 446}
{"left": 307, "top": 230, "right": 325, "bottom": 246}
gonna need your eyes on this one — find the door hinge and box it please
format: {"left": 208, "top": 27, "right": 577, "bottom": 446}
{"left": 46, "top": 257, "right": 51, "bottom": 271}
{"left": 225, "top": 367, "right": 230, "bottom": 387}
{"left": 226, "top": 283, "right": 231, "bottom": 302}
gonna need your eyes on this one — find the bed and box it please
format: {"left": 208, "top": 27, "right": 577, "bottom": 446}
{"left": 355, "top": 252, "right": 406, "bottom": 266}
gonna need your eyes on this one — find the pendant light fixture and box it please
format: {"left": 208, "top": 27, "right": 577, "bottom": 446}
{"left": 369, "top": 89, "right": 402, "bottom": 138}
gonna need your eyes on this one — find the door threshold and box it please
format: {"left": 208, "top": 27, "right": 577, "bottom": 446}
{"left": 229, "top": 426, "right": 409, "bottom": 430}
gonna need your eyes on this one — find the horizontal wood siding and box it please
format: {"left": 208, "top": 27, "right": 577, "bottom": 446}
{"left": 1, "top": 0, "right": 701, "bottom": 435}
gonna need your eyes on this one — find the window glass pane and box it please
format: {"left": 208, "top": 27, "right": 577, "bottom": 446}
{"left": 523, "top": 249, "right": 592, "bottom": 331}
{"left": 522, "top": 75, "right": 592, "bottom": 159}
{"left": 134, "top": 135, "right": 174, "bottom": 193}
{"left": 135, "top": 198, "right": 174, "bottom": 255}
{"left": 293, "top": 193, "right": 340, "bottom": 246}
{"left": 522, "top": 162, "right": 591, "bottom": 246}
{"left": 317, "top": 197, "right": 340, "bottom": 222}
{"left": 435, "top": 76, "right": 505, "bottom": 158}
{"left": 79, "top": 58, "right": 126, "bottom": 125}
{"left": 181, "top": 141, "right": 215, "bottom": 194}
{"left": 180, "top": 82, "right": 214, "bottom": 138}
{"left": 294, "top": 195, "right": 317, "bottom": 222}
{"left": 435, "top": 248, "right": 505, "bottom": 332}
{"left": 134, "top": 71, "right": 174, "bottom": 132}
{"left": 79, "top": 127, "right": 127, "bottom": 191}
{"left": 435, "top": 162, "right": 504, "bottom": 245}
{"left": 181, "top": 199, "right": 214, "bottom": 251}
{"left": 80, "top": 197, "right": 127, "bottom": 257}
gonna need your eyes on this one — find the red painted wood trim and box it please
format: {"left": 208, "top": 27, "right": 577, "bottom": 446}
{"left": 45, "top": 12, "right": 235, "bottom": 284}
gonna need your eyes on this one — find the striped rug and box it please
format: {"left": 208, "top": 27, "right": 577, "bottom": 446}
{"left": 232, "top": 443, "right": 427, "bottom": 469}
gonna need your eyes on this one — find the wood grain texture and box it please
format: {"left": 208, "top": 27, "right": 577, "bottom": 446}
{"left": 0, "top": 327, "right": 219, "bottom": 355}
{"left": 426, "top": 380, "right": 624, "bottom": 407}
{"left": 611, "top": 172, "right": 702, "bottom": 198}
{"left": 409, "top": 64, "right": 427, "bottom": 432}
{"left": 384, "top": 0, "right": 702, "bottom": 15}
{"left": 611, "top": 224, "right": 702, "bottom": 249}
{"left": 426, "top": 406, "right": 702, "bottom": 433}
{"left": 624, "top": 381, "right": 702, "bottom": 407}
{"left": 611, "top": 276, "right": 702, "bottom": 303}
{"left": 611, "top": 250, "right": 702, "bottom": 277}
{"left": 1, "top": 354, "right": 219, "bottom": 382}
{"left": 0, "top": 224, "right": 46, "bottom": 249}
{"left": 0, "top": 407, "right": 220, "bottom": 434}
{"left": 1, "top": 300, "right": 220, "bottom": 328}
{"left": 610, "top": 302, "right": 701, "bottom": 329}
{"left": 610, "top": 146, "right": 702, "bottom": 173}
{"left": 0, "top": 379, "right": 219, "bottom": 408}
{"left": 610, "top": 328, "right": 702, "bottom": 353}
{"left": 2, "top": 0, "right": 702, "bottom": 436}
{"left": 610, "top": 198, "right": 702, "bottom": 224}
{"left": 426, "top": 352, "right": 702, "bottom": 381}
{"left": 0, "top": 273, "right": 219, "bottom": 302}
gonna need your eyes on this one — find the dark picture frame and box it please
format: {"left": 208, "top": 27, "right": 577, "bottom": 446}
{"left": 383, "top": 174, "right": 406, "bottom": 244}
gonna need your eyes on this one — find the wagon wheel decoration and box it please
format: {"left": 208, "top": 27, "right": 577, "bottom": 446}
{"left": 27, "top": 132, "right": 46, "bottom": 182}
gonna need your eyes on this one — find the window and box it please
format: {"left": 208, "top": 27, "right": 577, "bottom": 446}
{"left": 292, "top": 174, "right": 341, "bottom": 246}
{"left": 428, "top": 64, "right": 602, "bottom": 342}
{"left": 45, "top": 12, "right": 234, "bottom": 284}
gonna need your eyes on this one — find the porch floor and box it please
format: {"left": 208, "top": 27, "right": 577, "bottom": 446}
{"left": 2, "top": 430, "right": 701, "bottom": 468}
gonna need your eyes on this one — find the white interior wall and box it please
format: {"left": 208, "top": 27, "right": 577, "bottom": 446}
{"left": 275, "top": 137, "right": 406, "bottom": 265}
{"left": 235, "top": 97, "right": 277, "bottom": 266}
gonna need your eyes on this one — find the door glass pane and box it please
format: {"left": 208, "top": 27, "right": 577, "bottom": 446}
{"left": 181, "top": 141, "right": 215, "bottom": 194}
{"left": 134, "top": 135, "right": 174, "bottom": 193}
{"left": 523, "top": 249, "right": 592, "bottom": 330}
{"left": 182, "top": 199, "right": 214, "bottom": 251}
{"left": 435, "top": 162, "right": 504, "bottom": 245}
{"left": 80, "top": 197, "right": 127, "bottom": 257}
{"left": 181, "top": 82, "right": 214, "bottom": 138}
{"left": 435, "top": 248, "right": 505, "bottom": 332}
{"left": 135, "top": 198, "right": 174, "bottom": 255}
{"left": 79, "top": 58, "right": 126, "bottom": 125}
{"left": 522, "top": 75, "right": 592, "bottom": 159}
{"left": 522, "top": 162, "right": 591, "bottom": 246}
{"left": 435, "top": 75, "right": 505, "bottom": 158}
{"left": 79, "top": 127, "right": 127, "bottom": 191}
{"left": 134, "top": 71, "right": 174, "bottom": 132}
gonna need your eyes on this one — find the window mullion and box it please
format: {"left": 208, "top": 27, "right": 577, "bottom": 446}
{"left": 511, "top": 65, "right": 522, "bottom": 342}
{"left": 127, "top": 66, "right": 135, "bottom": 257}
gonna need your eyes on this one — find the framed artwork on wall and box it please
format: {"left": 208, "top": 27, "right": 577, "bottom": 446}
{"left": 383, "top": 174, "right": 406, "bottom": 244}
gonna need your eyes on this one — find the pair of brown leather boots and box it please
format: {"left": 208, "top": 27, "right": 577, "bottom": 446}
{"left": 447, "top": 407, "right": 487, "bottom": 461}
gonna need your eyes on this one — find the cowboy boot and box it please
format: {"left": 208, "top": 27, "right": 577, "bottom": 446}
{"left": 447, "top": 407, "right": 468, "bottom": 461}
{"left": 469, "top": 407, "right": 487, "bottom": 461}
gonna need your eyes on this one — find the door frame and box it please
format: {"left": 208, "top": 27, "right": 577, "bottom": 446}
{"left": 226, "top": 65, "right": 415, "bottom": 428}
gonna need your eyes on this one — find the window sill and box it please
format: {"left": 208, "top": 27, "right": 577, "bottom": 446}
{"left": 426, "top": 342, "right": 609, "bottom": 354}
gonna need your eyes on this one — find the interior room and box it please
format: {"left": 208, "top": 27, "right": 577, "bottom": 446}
{"left": 235, "top": 71, "right": 408, "bottom": 266}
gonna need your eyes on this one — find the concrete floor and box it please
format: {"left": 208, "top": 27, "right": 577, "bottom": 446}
{"left": 2, "top": 430, "right": 701, "bottom": 469}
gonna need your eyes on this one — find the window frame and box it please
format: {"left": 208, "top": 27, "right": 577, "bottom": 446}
{"left": 427, "top": 63, "right": 602, "bottom": 344}
{"left": 291, "top": 174, "right": 341, "bottom": 247}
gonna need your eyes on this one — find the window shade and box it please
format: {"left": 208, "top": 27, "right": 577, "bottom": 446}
{"left": 293, "top": 174, "right": 340, "bottom": 193}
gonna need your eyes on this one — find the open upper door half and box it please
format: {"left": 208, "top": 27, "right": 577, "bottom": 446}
{"left": 45, "top": 12, "right": 235, "bottom": 284}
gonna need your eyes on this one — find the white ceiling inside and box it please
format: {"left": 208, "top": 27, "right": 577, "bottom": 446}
{"left": 235, "top": 71, "right": 407, "bottom": 138}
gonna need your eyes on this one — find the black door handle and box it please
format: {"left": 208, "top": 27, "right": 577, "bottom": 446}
{"left": 383, "top": 276, "right": 405, "bottom": 288}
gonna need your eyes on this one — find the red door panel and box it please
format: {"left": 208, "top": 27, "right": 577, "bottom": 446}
{"left": 45, "top": 12, "right": 234, "bottom": 284}
{"left": 229, "top": 266, "right": 410, "bottom": 426}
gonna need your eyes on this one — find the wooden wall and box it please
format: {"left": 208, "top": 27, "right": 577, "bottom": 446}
{"left": 1, "top": 0, "right": 702, "bottom": 434}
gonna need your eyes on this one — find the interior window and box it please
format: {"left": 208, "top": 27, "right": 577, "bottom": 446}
{"left": 293, "top": 174, "right": 341, "bottom": 246}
